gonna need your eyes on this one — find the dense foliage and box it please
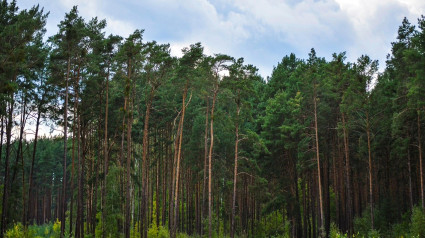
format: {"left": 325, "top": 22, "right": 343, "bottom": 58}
{"left": 2, "top": 1, "right": 425, "bottom": 237}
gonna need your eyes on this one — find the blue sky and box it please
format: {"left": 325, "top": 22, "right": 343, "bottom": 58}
{"left": 15, "top": 0, "right": 425, "bottom": 78}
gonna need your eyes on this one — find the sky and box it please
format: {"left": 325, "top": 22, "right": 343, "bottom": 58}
{"left": 14, "top": 0, "right": 425, "bottom": 78}
{"left": 9, "top": 0, "right": 425, "bottom": 139}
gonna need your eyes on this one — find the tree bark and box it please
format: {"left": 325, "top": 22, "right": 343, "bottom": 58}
{"left": 202, "top": 98, "right": 209, "bottom": 236}
{"left": 28, "top": 106, "right": 42, "bottom": 225}
{"left": 102, "top": 68, "right": 110, "bottom": 238}
{"left": 142, "top": 87, "right": 155, "bottom": 238}
{"left": 341, "top": 113, "right": 352, "bottom": 234}
{"left": 61, "top": 57, "right": 71, "bottom": 237}
{"left": 231, "top": 100, "right": 240, "bottom": 238}
{"left": 172, "top": 83, "right": 189, "bottom": 238}
{"left": 0, "top": 94, "right": 14, "bottom": 237}
{"left": 314, "top": 85, "right": 324, "bottom": 234}
{"left": 418, "top": 109, "right": 424, "bottom": 208}
{"left": 366, "top": 112, "right": 374, "bottom": 229}
{"left": 208, "top": 89, "right": 218, "bottom": 238}
{"left": 408, "top": 143, "right": 413, "bottom": 210}
{"left": 125, "top": 58, "right": 133, "bottom": 238}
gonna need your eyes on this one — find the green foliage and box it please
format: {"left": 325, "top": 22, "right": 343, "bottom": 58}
{"left": 95, "top": 212, "right": 103, "bottom": 238}
{"left": 157, "top": 226, "right": 170, "bottom": 238}
{"left": 5, "top": 223, "right": 34, "bottom": 238}
{"left": 410, "top": 206, "right": 425, "bottom": 238}
{"left": 254, "top": 212, "right": 290, "bottom": 238}
{"left": 176, "top": 233, "right": 190, "bottom": 238}
{"left": 330, "top": 223, "right": 347, "bottom": 238}
{"left": 52, "top": 219, "right": 61, "bottom": 238}
{"left": 131, "top": 222, "right": 141, "bottom": 238}
{"left": 30, "top": 223, "right": 58, "bottom": 238}
{"left": 367, "top": 229, "right": 381, "bottom": 238}
{"left": 4, "top": 221, "right": 62, "bottom": 238}
{"left": 354, "top": 211, "right": 372, "bottom": 237}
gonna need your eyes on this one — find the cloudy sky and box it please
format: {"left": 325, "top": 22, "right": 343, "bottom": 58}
{"left": 15, "top": 0, "right": 425, "bottom": 78}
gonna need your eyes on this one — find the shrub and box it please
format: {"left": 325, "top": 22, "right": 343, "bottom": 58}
{"left": 410, "top": 206, "right": 425, "bottom": 238}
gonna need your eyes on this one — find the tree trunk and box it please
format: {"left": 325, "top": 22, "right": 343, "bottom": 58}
{"left": 366, "top": 112, "right": 374, "bottom": 229}
{"left": 1, "top": 94, "right": 14, "bottom": 237}
{"left": 70, "top": 68, "right": 80, "bottom": 236}
{"left": 61, "top": 57, "right": 71, "bottom": 237}
{"left": 17, "top": 94, "right": 28, "bottom": 225}
{"left": 202, "top": 98, "right": 209, "bottom": 236}
{"left": 125, "top": 58, "right": 133, "bottom": 238}
{"left": 231, "top": 100, "right": 240, "bottom": 238}
{"left": 76, "top": 113, "right": 84, "bottom": 238}
{"left": 142, "top": 87, "right": 155, "bottom": 238}
{"left": 208, "top": 89, "right": 218, "bottom": 238}
{"left": 172, "top": 83, "right": 189, "bottom": 238}
{"left": 418, "top": 109, "right": 424, "bottom": 208}
{"left": 313, "top": 86, "right": 324, "bottom": 234}
{"left": 408, "top": 143, "right": 413, "bottom": 210}
{"left": 28, "top": 107, "right": 42, "bottom": 225}
{"left": 102, "top": 68, "right": 110, "bottom": 238}
{"left": 341, "top": 113, "right": 352, "bottom": 234}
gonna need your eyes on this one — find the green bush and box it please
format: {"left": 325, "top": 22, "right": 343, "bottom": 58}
{"left": 367, "top": 229, "right": 380, "bottom": 238}
{"left": 176, "top": 233, "right": 190, "bottom": 238}
{"left": 5, "top": 223, "right": 33, "bottom": 238}
{"left": 329, "top": 223, "right": 347, "bottom": 238}
{"left": 410, "top": 206, "right": 425, "bottom": 238}
{"left": 390, "top": 210, "right": 411, "bottom": 238}
{"left": 158, "top": 226, "right": 170, "bottom": 238}
{"left": 354, "top": 209, "right": 371, "bottom": 237}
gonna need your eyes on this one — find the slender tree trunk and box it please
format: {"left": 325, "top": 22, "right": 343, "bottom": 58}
{"left": 208, "top": 89, "right": 218, "bottom": 238}
{"left": 172, "top": 83, "right": 189, "bottom": 238}
{"left": 313, "top": 86, "right": 324, "bottom": 234}
{"left": 231, "top": 101, "right": 240, "bottom": 238}
{"left": 125, "top": 58, "right": 133, "bottom": 238}
{"left": 102, "top": 69, "right": 109, "bottom": 238}
{"left": 366, "top": 112, "right": 374, "bottom": 229}
{"left": 70, "top": 70, "right": 80, "bottom": 236}
{"left": 162, "top": 129, "right": 168, "bottom": 226}
{"left": 16, "top": 94, "right": 28, "bottom": 225}
{"left": 142, "top": 88, "right": 155, "bottom": 238}
{"left": 202, "top": 98, "right": 209, "bottom": 236}
{"left": 418, "top": 109, "right": 424, "bottom": 208}
{"left": 408, "top": 143, "right": 413, "bottom": 210}
{"left": 0, "top": 114, "right": 3, "bottom": 166}
{"left": 28, "top": 105, "right": 42, "bottom": 225}
{"left": 1, "top": 95, "right": 14, "bottom": 238}
{"left": 156, "top": 146, "right": 160, "bottom": 227}
{"left": 341, "top": 113, "right": 352, "bottom": 234}
{"left": 76, "top": 113, "right": 83, "bottom": 238}
{"left": 61, "top": 57, "right": 71, "bottom": 237}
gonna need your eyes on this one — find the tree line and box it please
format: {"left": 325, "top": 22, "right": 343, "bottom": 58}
{"left": 2, "top": 1, "right": 425, "bottom": 237}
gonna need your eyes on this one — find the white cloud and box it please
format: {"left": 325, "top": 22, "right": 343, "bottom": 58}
{"left": 58, "top": 0, "right": 136, "bottom": 37}
{"left": 15, "top": 0, "right": 425, "bottom": 77}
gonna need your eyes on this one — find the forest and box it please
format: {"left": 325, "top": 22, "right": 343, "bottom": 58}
{"left": 1, "top": 1, "right": 425, "bottom": 237}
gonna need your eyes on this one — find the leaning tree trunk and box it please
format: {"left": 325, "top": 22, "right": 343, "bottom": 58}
{"left": 172, "top": 83, "right": 189, "bottom": 238}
